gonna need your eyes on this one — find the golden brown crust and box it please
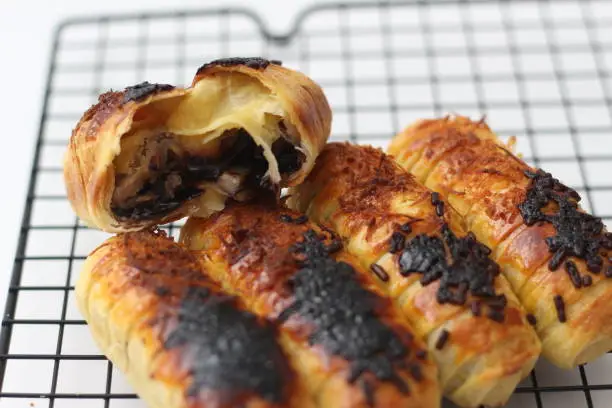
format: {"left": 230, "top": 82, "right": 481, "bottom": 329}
{"left": 180, "top": 201, "right": 441, "bottom": 408}
{"left": 76, "top": 230, "right": 308, "bottom": 408}
{"left": 390, "top": 115, "right": 612, "bottom": 368}
{"left": 64, "top": 86, "right": 188, "bottom": 232}
{"left": 193, "top": 60, "right": 331, "bottom": 165}
{"left": 64, "top": 58, "right": 331, "bottom": 233}
{"left": 289, "top": 143, "right": 541, "bottom": 408}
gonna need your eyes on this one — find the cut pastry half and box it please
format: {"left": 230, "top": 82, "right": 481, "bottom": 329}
{"left": 64, "top": 57, "right": 331, "bottom": 232}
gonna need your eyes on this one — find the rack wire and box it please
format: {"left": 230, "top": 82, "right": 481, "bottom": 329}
{"left": 2, "top": 1, "right": 612, "bottom": 407}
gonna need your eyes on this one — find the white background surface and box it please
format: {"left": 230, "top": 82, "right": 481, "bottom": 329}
{"left": 2, "top": 1, "right": 612, "bottom": 407}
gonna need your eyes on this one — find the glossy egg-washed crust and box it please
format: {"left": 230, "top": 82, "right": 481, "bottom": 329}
{"left": 288, "top": 143, "right": 541, "bottom": 408}
{"left": 64, "top": 57, "right": 331, "bottom": 233}
{"left": 76, "top": 230, "right": 313, "bottom": 408}
{"left": 180, "top": 201, "right": 441, "bottom": 408}
{"left": 389, "top": 115, "right": 612, "bottom": 369}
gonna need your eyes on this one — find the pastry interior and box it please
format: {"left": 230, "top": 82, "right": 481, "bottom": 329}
{"left": 111, "top": 72, "right": 305, "bottom": 221}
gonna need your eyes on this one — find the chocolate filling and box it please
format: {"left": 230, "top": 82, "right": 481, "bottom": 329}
{"left": 112, "top": 129, "right": 303, "bottom": 221}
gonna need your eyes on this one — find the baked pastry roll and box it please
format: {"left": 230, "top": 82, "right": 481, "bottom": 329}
{"left": 389, "top": 115, "right": 612, "bottom": 369}
{"left": 64, "top": 57, "right": 331, "bottom": 232}
{"left": 180, "top": 201, "right": 441, "bottom": 408}
{"left": 76, "top": 230, "right": 310, "bottom": 408}
{"left": 289, "top": 143, "right": 541, "bottom": 408}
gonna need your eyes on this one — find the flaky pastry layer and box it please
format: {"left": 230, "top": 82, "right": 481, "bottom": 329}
{"left": 64, "top": 58, "right": 331, "bottom": 232}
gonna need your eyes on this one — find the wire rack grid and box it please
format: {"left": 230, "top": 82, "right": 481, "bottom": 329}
{"left": 2, "top": 0, "right": 612, "bottom": 407}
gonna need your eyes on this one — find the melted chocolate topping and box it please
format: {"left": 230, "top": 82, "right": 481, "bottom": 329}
{"left": 280, "top": 230, "right": 415, "bottom": 399}
{"left": 123, "top": 81, "right": 174, "bottom": 103}
{"left": 164, "top": 286, "right": 292, "bottom": 404}
{"left": 196, "top": 57, "right": 282, "bottom": 75}
{"left": 519, "top": 169, "right": 612, "bottom": 275}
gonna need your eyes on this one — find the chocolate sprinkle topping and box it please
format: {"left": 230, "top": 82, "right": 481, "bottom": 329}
{"left": 280, "top": 230, "right": 414, "bottom": 396}
{"left": 486, "top": 294, "right": 507, "bottom": 309}
{"left": 398, "top": 224, "right": 502, "bottom": 310}
{"left": 435, "top": 330, "right": 450, "bottom": 350}
{"left": 470, "top": 301, "right": 482, "bottom": 317}
{"left": 389, "top": 232, "right": 406, "bottom": 254}
{"left": 361, "top": 379, "right": 375, "bottom": 407}
{"left": 431, "top": 192, "right": 441, "bottom": 205}
{"left": 487, "top": 309, "right": 505, "bottom": 323}
{"left": 400, "top": 222, "right": 413, "bottom": 233}
{"left": 123, "top": 81, "right": 174, "bottom": 103}
{"left": 196, "top": 57, "right": 282, "bottom": 75}
{"left": 279, "top": 214, "right": 309, "bottom": 225}
{"left": 154, "top": 287, "right": 170, "bottom": 297}
{"left": 553, "top": 294, "right": 567, "bottom": 323}
{"left": 519, "top": 169, "right": 612, "bottom": 276}
{"left": 326, "top": 240, "right": 343, "bottom": 254}
{"left": 435, "top": 202, "right": 445, "bottom": 218}
{"left": 164, "top": 286, "right": 291, "bottom": 403}
{"left": 409, "top": 364, "right": 423, "bottom": 382}
{"left": 370, "top": 263, "right": 390, "bottom": 282}
{"left": 431, "top": 192, "right": 445, "bottom": 217}
{"left": 526, "top": 314, "right": 537, "bottom": 326}
{"left": 565, "top": 261, "right": 583, "bottom": 289}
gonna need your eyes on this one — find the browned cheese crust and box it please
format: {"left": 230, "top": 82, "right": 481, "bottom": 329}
{"left": 288, "top": 143, "right": 541, "bottom": 407}
{"left": 180, "top": 201, "right": 441, "bottom": 408}
{"left": 64, "top": 58, "right": 331, "bottom": 232}
{"left": 389, "top": 115, "right": 612, "bottom": 369}
{"left": 76, "top": 230, "right": 311, "bottom": 408}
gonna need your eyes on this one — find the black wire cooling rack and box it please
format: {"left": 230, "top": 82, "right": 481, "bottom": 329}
{"left": 2, "top": 1, "right": 612, "bottom": 407}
